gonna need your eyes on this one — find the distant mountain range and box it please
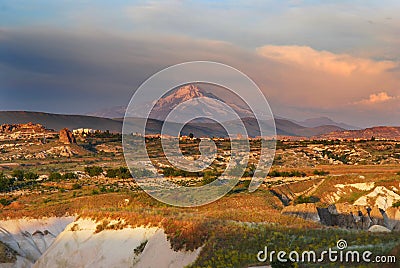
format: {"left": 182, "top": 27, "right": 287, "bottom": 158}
{"left": 293, "top": 117, "right": 359, "bottom": 130}
{"left": 0, "top": 84, "right": 384, "bottom": 138}
{"left": 0, "top": 111, "right": 345, "bottom": 137}
{"left": 2, "top": 110, "right": 400, "bottom": 139}
{"left": 0, "top": 111, "right": 122, "bottom": 133}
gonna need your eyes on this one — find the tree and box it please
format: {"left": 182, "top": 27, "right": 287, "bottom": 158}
{"left": 106, "top": 167, "right": 130, "bottom": 178}
{"left": 189, "top": 133, "right": 194, "bottom": 139}
{"left": 49, "top": 172, "right": 62, "bottom": 181}
{"left": 84, "top": 166, "right": 103, "bottom": 177}
{"left": 62, "top": 172, "right": 78, "bottom": 180}
{"left": 24, "top": 172, "right": 39, "bottom": 181}
{"left": 12, "top": 169, "right": 24, "bottom": 180}
{"left": 0, "top": 172, "right": 12, "bottom": 192}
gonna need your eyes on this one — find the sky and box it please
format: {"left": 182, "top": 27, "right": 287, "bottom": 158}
{"left": 1, "top": 0, "right": 400, "bottom": 127}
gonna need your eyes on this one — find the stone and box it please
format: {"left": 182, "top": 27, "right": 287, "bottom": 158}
{"left": 59, "top": 128, "right": 76, "bottom": 144}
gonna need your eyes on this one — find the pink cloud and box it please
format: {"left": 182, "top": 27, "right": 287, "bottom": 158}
{"left": 256, "top": 45, "right": 397, "bottom": 76}
{"left": 355, "top": 92, "right": 398, "bottom": 105}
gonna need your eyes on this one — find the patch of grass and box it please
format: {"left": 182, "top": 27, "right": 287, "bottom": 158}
{"left": 188, "top": 223, "right": 399, "bottom": 268}
{"left": 72, "top": 183, "right": 82, "bottom": 190}
{"left": 339, "top": 190, "right": 369, "bottom": 204}
{"left": 313, "top": 170, "right": 330, "bottom": 176}
{"left": 293, "top": 195, "right": 319, "bottom": 204}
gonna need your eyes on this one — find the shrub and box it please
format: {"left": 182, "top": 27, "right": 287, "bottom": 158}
{"left": 62, "top": 173, "right": 78, "bottom": 180}
{"left": 106, "top": 167, "right": 133, "bottom": 179}
{"left": 313, "top": 170, "right": 330, "bottom": 176}
{"left": 0, "top": 173, "right": 12, "bottom": 192}
{"left": 12, "top": 169, "right": 24, "bottom": 180}
{"left": 84, "top": 166, "right": 103, "bottom": 177}
{"left": 49, "top": 172, "right": 62, "bottom": 181}
{"left": 269, "top": 170, "right": 306, "bottom": 177}
{"left": 24, "top": 172, "right": 39, "bottom": 181}
{"left": 294, "top": 195, "right": 319, "bottom": 204}
{"left": 0, "top": 198, "right": 12, "bottom": 206}
{"left": 393, "top": 201, "right": 400, "bottom": 208}
{"left": 106, "top": 168, "right": 118, "bottom": 178}
{"left": 72, "top": 183, "right": 82, "bottom": 190}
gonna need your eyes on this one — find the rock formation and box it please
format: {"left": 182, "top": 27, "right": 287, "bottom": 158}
{"left": 59, "top": 128, "right": 76, "bottom": 144}
{"left": 0, "top": 123, "right": 46, "bottom": 133}
{"left": 284, "top": 202, "right": 399, "bottom": 231}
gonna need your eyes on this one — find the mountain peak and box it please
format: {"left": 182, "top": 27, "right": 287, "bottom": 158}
{"left": 162, "top": 84, "right": 204, "bottom": 105}
{"left": 173, "top": 84, "right": 203, "bottom": 98}
{"left": 154, "top": 84, "right": 210, "bottom": 112}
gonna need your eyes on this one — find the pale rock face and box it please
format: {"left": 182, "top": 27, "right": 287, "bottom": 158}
{"left": 1, "top": 218, "right": 201, "bottom": 268}
{"left": 335, "top": 182, "right": 375, "bottom": 191}
{"left": 134, "top": 229, "right": 202, "bottom": 268}
{"left": 354, "top": 186, "right": 400, "bottom": 210}
{"left": 0, "top": 217, "right": 75, "bottom": 266}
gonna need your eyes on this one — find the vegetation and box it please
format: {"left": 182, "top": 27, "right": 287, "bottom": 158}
{"left": 188, "top": 224, "right": 398, "bottom": 268}
{"left": 72, "top": 183, "right": 82, "bottom": 190}
{"left": 24, "top": 172, "right": 39, "bottom": 181}
{"left": 49, "top": 172, "right": 62, "bottom": 181}
{"left": 84, "top": 166, "right": 103, "bottom": 177}
{"left": 11, "top": 169, "right": 24, "bottom": 180}
{"left": 0, "top": 173, "right": 12, "bottom": 192}
{"left": 62, "top": 172, "right": 78, "bottom": 180}
{"left": 1, "top": 135, "right": 400, "bottom": 267}
{"left": 293, "top": 195, "right": 319, "bottom": 204}
{"left": 163, "top": 167, "right": 202, "bottom": 178}
{"left": 269, "top": 170, "right": 306, "bottom": 177}
{"left": 312, "top": 169, "right": 330, "bottom": 176}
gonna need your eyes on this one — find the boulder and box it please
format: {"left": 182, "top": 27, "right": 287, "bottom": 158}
{"left": 368, "top": 225, "right": 391, "bottom": 233}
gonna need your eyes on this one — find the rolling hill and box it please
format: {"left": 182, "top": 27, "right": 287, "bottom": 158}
{"left": 0, "top": 111, "right": 122, "bottom": 132}
{"left": 315, "top": 126, "right": 400, "bottom": 140}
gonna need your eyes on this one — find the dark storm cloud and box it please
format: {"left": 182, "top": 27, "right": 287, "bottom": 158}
{"left": 0, "top": 29, "right": 171, "bottom": 113}
{"left": 0, "top": 27, "right": 270, "bottom": 114}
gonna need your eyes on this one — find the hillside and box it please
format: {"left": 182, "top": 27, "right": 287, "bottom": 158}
{"left": 0, "top": 111, "right": 123, "bottom": 132}
{"left": 316, "top": 126, "right": 400, "bottom": 140}
{"left": 294, "top": 116, "right": 359, "bottom": 130}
